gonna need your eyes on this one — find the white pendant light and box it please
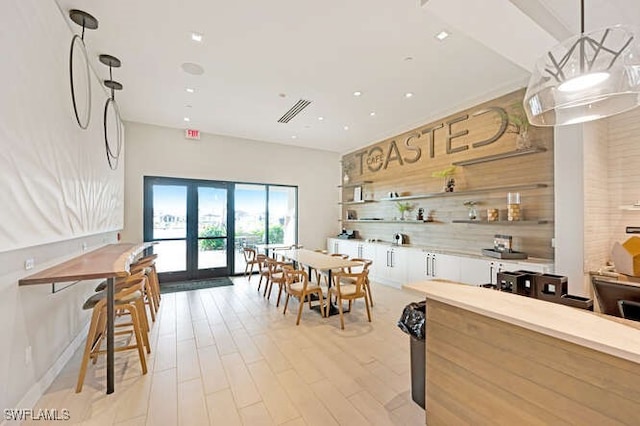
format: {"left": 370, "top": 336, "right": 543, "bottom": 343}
{"left": 524, "top": 0, "right": 640, "bottom": 126}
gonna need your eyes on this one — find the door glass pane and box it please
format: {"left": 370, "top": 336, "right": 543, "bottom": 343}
{"left": 198, "top": 186, "right": 227, "bottom": 270}
{"left": 234, "top": 184, "right": 266, "bottom": 271}
{"left": 152, "top": 185, "right": 187, "bottom": 239}
{"left": 154, "top": 240, "right": 186, "bottom": 273}
{"left": 268, "top": 186, "right": 297, "bottom": 245}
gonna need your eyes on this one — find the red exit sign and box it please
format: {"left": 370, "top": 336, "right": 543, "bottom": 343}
{"left": 185, "top": 129, "right": 200, "bottom": 140}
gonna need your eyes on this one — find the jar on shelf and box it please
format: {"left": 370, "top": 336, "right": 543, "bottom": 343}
{"left": 507, "top": 192, "right": 521, "bottom": 221}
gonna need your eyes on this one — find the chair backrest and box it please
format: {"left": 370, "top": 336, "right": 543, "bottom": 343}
{"left": 591, "top": 275, "right": 640, "bottom": 317}
{"left": 284, "top": 268, "right": 309, "bottom": 291}
{"left": 243, "top": 247, "right": 257, "bottom": 262}
{"left": 266, "top": 257, "right": 291, "bottom": 278}
{"left": 618, "top": 299, "right": 640, "bottom": 321}
{"left": 333, "top": 271, "right": 368, "bottom": 296}
{"left": 331, "top": 253, "right": 349, "bottom": 259}
{"left": 347, "top": 258, "right": 372, "bottom": 274}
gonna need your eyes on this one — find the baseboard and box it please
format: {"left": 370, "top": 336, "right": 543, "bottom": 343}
{"left": 3, "top": 321, "right": 90, "bottom": 424}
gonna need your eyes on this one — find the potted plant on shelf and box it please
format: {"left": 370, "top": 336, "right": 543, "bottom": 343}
{"left": 431, "top": 165, "right": 456, "bottom": 192}
{"left": 507, "top": 103, "right": 532, "bottom": 150}
{"left": 395, "top": 201, "right": 414, "bottom": 221}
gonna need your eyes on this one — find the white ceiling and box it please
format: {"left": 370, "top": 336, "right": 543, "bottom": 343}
{"left": 54, "top": 0, "right": 640, "bottom": 153}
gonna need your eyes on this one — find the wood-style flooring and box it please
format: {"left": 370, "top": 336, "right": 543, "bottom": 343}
{"left": 25, "top": 276, "right": 425, "bottom": 425}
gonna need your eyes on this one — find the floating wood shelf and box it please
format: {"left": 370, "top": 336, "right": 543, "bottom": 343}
{"left": 339, "top": 200, "right": 375, "bottom": 205}
{"left": 452, "top": 147, "right": 547, "bottom": 166}
{"left": 338, "top": 181, "right": 373, "bottom": 188}
{"left": 377, "top": 183, "right": 548, "bottom": 201}
{"left": 452, "top": 219, "right": 551, "bottom": 225}
{"left": 342, "top": 219, "right": 436, "bottom": 224}
{"left": 619, "top": 204, "right": 640, "bottom": 211}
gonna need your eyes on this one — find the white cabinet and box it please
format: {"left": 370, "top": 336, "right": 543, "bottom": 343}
{"left": 407, "top": 251, "right": 460, "bottom": 283}
{"left": 328, "top": 238, "right": 358, "bottom": 256}
{"left": 374, "top": 245, "right": 408, "bottom": 288}
{"left": 459, "top": 257, "right": 492, "bottom": 286}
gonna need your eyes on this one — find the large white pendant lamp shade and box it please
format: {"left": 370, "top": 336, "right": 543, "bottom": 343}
{"left": 524, "top": 1, "right": 640, "bottom": 126}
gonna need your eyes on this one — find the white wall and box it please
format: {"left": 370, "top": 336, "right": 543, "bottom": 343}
{"left": 121, "top": 122, "right": 340, "bottom": 252}
{"left": 554, "top": 125, "right": 585, "bottom": 295}
{"left": 0, "top": 0, "right": 123, "bottom": 411}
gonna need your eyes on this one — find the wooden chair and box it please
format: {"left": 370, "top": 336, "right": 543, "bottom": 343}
{"left": 346, "top": 258, "right": 374, "bottom": 307}
{"left": 76, "top": 272, "right": 149, "bottom": 392}
{"left": 255, "top": 254, "right": 269, "bottom": 292}
{"left": 319, "top": 253, "right": 349, "bottom": 285}
{"left": 265, "top": 258, "right": 293, "bottom": 307}
{"left": 242, "top": 247, "right": 262, "bottom": 279}
{"left": 282, "top": 268, "right": 326, "bottom": 324}
{"left": 329, "top": 270, "right": 371, "bottom": 330}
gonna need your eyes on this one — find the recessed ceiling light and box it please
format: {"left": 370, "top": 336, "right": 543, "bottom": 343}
{"left": 435, "top": 30, "right": 449, "bottom": 41}
{"left": 183, "top": 117, "right": 190, "bottom": 122}
{"left": 318, "top": 116, "right": 324, "bottom": 121}
{"left": 405, "top": 92, "right": 414, "bottom": 98}
{"left": 344, "top": 125, "right": 350, "bottom": 131}
{"left": 404, "top": 56, "right": 414, "bottom": 61}
{"left": 370, "top": 112, "right": 376, "bottom": 116}
{"left": 291, "top": 135, "right": 297, "bottom": 139}
{"left": 186, "top": 88, "right": 195, "bottom": 93}
{"left": 191, "top": 32, "right": 203, "bottom": 42}
{"left": 353, "top": 91, "right": 362, "bottom": 97}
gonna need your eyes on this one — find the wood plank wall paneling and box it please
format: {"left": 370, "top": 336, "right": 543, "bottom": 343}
{"left": 340, "top": 89, "right": 555, "bottom": 259}
{"left": 426, "top": 299, "right": 640, "bottom": 425}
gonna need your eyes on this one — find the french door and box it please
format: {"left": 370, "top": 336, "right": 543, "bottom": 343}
{"left": 144, "top": 177, "right": 232, "bottom": 282}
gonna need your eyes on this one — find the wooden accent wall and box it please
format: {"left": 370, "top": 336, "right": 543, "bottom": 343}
{"left": 341, "top": 89, "right": 554, "bottom": 259}
{"left": 426, "top": 299, "right": 640, "bottom": 424}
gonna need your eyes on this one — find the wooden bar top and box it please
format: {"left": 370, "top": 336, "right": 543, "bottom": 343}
{"left": 19, "top": 243, "right": 152, "bottom": 285}
{"left": 404, "top": 280, "right": 640, "bottom": 364}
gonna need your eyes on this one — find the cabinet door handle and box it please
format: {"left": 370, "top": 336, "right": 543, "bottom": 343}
{"left": 390, "top": 251, "right": 395, "bottom": 268}
{"left": 425, "top": 255, "right": 429, "bottom": 276}
{"left": 386, "top": 251, "right": 390, "bottom": 267}
{"left": 489, "top": 263, "right": 495, "bottom": 284}
{"left": 431, "top": 255, "right": 436, "bottom": 277}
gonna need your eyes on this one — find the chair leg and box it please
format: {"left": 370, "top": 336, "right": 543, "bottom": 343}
{"left": 127, "top": 306, "right": 148, "bottom": 375}
{"left": 135, "top": 298, "right": 151, "bottom": 353}
{"left": 318, "top": 290, "right": 326, "bottom": 318}
{"left": 364, "top": 293, "right": 372, "bottom": 322}
{"left": 276, "top": 283, "right": 284, "bottom": 307}
{"left": 296, "top": 295, "right": 304, "bottom": 325}
{"left": 366, "top": 281, "right": 374, "bottom": 307}
{"left": 337, "top": 296, "right": 345, "bottom": 329}
{"left": 283, "top": 293, "right": 290, "bottom": 314}
{"left": 76, "top": 306, "right": 102, "bottom": 393}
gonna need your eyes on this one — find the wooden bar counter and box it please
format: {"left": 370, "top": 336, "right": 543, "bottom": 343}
{"left": 19, "top": 243, "right": 153, "bottom": 394}
{"left": 404, "top": 281, "right": 640, "bottom": 425}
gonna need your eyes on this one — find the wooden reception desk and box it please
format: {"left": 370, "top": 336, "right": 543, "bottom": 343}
{"left": 404, "top": 281, "right": 640, "bottom": 425}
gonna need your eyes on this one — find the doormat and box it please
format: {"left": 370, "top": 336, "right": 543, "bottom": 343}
{"left": 160, "top": 277, "right": 234, "bottom": 294}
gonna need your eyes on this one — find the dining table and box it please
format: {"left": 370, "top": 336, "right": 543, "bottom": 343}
{"left": 279, "top": 248, "right": 361, "bottom": 316}
{"left": 18, "top": 242, "right": 153, "bottom": 394}
{"left": 254, "top": 243, "right": 292, "bottom": 257}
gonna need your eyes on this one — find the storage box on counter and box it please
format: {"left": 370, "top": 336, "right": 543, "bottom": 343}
{"left": 558, "top": 294, "right": 593, "bottom": 311}
{"left": 496, "top": 271, "right": 527, "bottom": 293}
{"left": 535, "top": 273, "right": 568, "bottom": 301}
{"left": 513, "top": 270, "right": 542, "bottom": 297}
{"left": 611, "top": 236, "right": 640, "bottom": 277}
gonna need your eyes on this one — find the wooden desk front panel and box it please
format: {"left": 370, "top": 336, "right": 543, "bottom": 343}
{"left": 426, "top": 300, "right": 640, "bottom": 425}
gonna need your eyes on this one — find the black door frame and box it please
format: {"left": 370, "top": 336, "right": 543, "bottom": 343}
{"left": 144, "top": 176, "right": 233, "bottom": 282}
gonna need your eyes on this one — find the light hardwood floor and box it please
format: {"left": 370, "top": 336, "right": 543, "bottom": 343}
{"left": 25, "top": 276, "right": 425, "bottom": 425}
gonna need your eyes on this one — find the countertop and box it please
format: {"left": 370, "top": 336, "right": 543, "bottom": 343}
{"left": 404, "top": 280, "right": 640, "bottom": 364}
{"left": 329, "top": 238, "right": 553, "bottom": 265}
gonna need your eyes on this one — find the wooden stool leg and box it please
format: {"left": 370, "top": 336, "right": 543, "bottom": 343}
{"left": 135, "top": 298, "right": 151, "bottom": 353}
{"left": 76, "top": 306, "right": 102, "bottom": 393}
{"left": 127, "top": 306, "right": 148, "bottom": 375}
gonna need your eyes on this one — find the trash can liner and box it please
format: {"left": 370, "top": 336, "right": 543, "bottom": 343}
{"left": 397, "top": 301, "right": 427, "bottom": 340}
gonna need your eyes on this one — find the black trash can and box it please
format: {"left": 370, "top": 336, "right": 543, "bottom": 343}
{"left": 397, "top": 301, "right": 426, "bottom": 409}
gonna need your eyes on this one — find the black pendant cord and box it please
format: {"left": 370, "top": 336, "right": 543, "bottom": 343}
{"left": 580, "top": 0, "right": 585, "bottom": 35}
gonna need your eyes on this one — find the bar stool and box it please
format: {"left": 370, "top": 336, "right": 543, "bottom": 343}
{"left": 76, "top": 272, "right": 149, "bottom": 393}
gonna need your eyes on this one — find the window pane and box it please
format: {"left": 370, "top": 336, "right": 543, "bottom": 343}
{"left": 268, "top": 186, "right": 297, "bottom": 245}
{"left": 152, "top": 185, "right": 187, "bottom": 239}
{"left": 153, "top": 240, "right": 186, "bottom": 273}
{"left": 198, "top": 238, "right": 227, "bottom": 269}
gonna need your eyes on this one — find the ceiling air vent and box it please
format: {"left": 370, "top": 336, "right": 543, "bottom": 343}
{"left": 277, "top": 99, "right": 311, "bottom": 123}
